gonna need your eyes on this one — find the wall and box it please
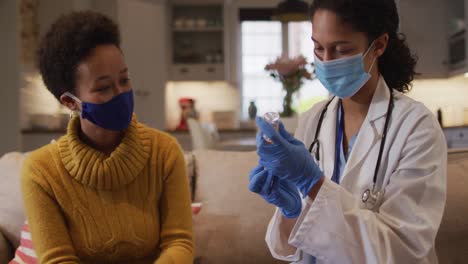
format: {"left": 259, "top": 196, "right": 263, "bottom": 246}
{"left": 407, "top": 76, "right": 468, "bottom": 126}
{"left": 20, "top": 0, "right": 93, "bottom": 130}
{"left": 0, "top": 0, "right": 21, "bottom": 154}
{"left": 92, "top": 0, "right": 117, "bottom": 21}
{"left": 165, "top": 81, "right": 240, "bottom": 130}
{"left": 37, "top": 0, "right": 73, "bottom": 38}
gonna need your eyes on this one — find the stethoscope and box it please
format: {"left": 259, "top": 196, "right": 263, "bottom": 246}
{"left": 308, "top": 88, "right": 394, "bottom": 211}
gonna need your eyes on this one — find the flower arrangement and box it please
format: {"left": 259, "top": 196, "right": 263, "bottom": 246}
{"left": 265, "top": 55, "right": 313, "bottom": 117}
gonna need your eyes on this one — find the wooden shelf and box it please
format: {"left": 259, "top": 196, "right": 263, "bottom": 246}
{"left": 173, "top": 63, "right": 223, "bottom": 66}
{"left": 170, "top": 3, "right": 227, "bottom": 81}
{"left": 173, "top": 27, "right": 223, "bottom": 32}
{"left": 170, "top": 63, "right": 225, "bottom": 81}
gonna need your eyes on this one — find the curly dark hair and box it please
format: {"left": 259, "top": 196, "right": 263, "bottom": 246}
{"left": 310, "top": 0, "right": 418, "bottom": 93}
{"left": 37, "top": 11, "right": 120, "bottom": 100}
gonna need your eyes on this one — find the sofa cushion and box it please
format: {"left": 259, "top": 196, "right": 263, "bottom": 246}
{"left": 0, "top": 152, "right": 28, "bottom": 249}
{"left": 9, "top": 221, "right": 37, "bottom": 264}
{"left": 193, "top": 150, "right": 284, "bottom": 264}
{"left": 436, "top": 150, "right": 468, "bottom": 263}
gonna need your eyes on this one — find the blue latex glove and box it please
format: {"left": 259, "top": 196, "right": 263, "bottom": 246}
{"left": 256, "top": 117, "right": 324, "bottom": 197}
{"left": 249, "top": 164, "right": 302, "bottom": 218}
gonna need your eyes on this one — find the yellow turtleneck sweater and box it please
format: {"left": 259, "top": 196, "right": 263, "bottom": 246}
{"left": 21, "top": 115, "right": 193, "bottom": 264}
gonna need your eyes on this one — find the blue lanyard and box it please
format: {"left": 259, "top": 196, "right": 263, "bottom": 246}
{"left": 331, "top": 101, "right": 344, "bottom": 184}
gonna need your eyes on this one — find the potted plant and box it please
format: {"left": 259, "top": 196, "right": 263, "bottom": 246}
{"left": 265, "top": 55, "right": 314, "bottom": 117}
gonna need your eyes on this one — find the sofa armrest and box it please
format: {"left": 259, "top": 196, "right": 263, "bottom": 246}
{"left": 0, "top": 231, "right": 13, "bottom": 264}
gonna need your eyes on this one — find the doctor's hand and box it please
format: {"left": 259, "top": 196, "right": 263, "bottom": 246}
{"left": 249, "top": 164, "right": 302, "bottom": 218}
{"left": 256, "top": 117, "right": 324, "bottom": 197}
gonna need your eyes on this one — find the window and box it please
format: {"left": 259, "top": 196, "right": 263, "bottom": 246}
{"left": 241, "top": 21, "right": 283, "bottom": 118}
{"left": 241, "top": 21, "right": 328, "bottom": 119}
{"left": 288, "top": 22, "right": 329, "bottom": 113}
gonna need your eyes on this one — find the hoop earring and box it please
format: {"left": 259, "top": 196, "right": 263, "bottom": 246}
{"left": 69, "top": 110, "right": 79, "bottom": 120}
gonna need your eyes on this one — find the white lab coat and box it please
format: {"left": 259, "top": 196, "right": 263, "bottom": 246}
{"left": 265, "top": 76, "right": 447, "bottom": 263}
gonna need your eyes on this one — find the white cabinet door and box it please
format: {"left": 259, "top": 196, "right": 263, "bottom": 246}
{"left": 117, "top": 0, "right": 167, "bottom": 129}
{"left": 398, "top": 0, "right": 448, "bottom": 78}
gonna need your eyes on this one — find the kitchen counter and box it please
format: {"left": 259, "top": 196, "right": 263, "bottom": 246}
{"left": 167, "top": 128, "right": 256, "bottom": 150}
{"left": 166, "top": 128, "right": 256, "bottom": 134}
{"left": 21, "top": 129, "right": 65, "bottom": 152}
{"left": 21, "top": 128, "right": 257, "bottom": 134}
{"left": 443, "top": 125, "right": 468, "bottom": 129}
{"left": 21, "top": 127, "right": 257, "bottom": 152}
{"left": 443, "top": 126, "right": 468, "bottom": 149}
{"left": 26, "top": 124, "right": 468, "bottom": 151}
{"left": 21, "top": 128, "right": 67, "bottom": 134}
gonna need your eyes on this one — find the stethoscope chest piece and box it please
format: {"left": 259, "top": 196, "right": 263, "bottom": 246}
{"left": 362, "top": 186, "right": 385, "bottom": 211}
{"left": 362, "top": 189, "right": 371, "bottom": 202}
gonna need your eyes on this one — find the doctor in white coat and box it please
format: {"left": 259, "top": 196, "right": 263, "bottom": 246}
{"left": 248, "top": 0, "right": 447, "bottom": 263}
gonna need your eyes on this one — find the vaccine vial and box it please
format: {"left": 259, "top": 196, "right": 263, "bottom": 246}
{"left": 263, "top": 112, "right": 280, "bottom": 144}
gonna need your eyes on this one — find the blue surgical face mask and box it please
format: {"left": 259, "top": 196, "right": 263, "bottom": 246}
{"left": 64, "top": 90, "right": 134, "bottom": 131}
{"left": 314, "top": 42, "right": 377, "bottom": 98}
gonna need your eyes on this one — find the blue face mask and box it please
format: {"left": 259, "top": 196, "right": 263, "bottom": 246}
{"left": 314, "top": 43, "right": 377, "bottom": 98}
{"left": 64, "top": 90, "right": 134, "bottom": 131}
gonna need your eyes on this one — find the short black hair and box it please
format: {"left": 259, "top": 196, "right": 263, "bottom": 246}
{"left": 37, "top": 11, "right": 120, "bottom": 100}
{"left": 310, "top": 0, "right": 417, "bottom": 93}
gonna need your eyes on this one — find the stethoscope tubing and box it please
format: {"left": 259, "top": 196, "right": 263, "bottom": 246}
{"left": 309, "top": 89, "right": 394, "bottom": 209}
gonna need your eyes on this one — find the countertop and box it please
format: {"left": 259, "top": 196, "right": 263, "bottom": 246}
{"left": 21, "top": 128, "right": 67, "bottom": 134}
{"left": 22, "top": 125, "right": 468, "bottom": 134}
{"left": 442, "top": 125, "right": 468, "bottom": 130}
{"left": 166, "top": 128, "right": 256, "bottom": 134}
{"left": 21, "top": 127, "right": 257, "bottom": 134}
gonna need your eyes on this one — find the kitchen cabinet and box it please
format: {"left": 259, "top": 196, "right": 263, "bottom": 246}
{"left": 168, "top": 1, "right": 231, "bottom": 81}
{"left": 446, "top": 0, "right": 468, "bottom": 76}
{"left": 117, "top": 0, "right": 167, "bottom": 129}
{"left": 171, "top": 63, "right": 225, "bottom": 81}
{"left": 398, "top": 0, "right": 449, "bottom": 78}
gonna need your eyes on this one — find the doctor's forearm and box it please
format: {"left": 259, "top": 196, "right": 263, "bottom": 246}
{"left": 307, "top": 175, "right": 325, "bottom": 200}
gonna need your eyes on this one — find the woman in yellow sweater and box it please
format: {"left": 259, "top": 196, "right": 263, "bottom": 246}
{"left": 21, "top": 11, "right": 193, "bottom": 264}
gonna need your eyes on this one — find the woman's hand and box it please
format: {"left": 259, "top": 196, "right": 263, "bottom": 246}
{"left": 255, "top": 117, "right": 324, "bottom": 197}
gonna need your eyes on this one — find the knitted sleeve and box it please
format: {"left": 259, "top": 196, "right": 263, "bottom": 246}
{"left": 155, "top": 138, "right": 194, "bottom": 264}
{"left": 21, "top": 154, "right": 80, "bottom": 264}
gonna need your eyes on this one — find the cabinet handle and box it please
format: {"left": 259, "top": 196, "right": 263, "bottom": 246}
{"left": 180, "top": 68, "right": 189, "bottom": 74}
{"left": 206, "top": 67, "right": 215, "bottom": 73}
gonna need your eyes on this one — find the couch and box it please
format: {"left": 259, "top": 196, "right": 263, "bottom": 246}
{"left": 1, "top": 149, "right": 468, "bottom": 264}
{"left": 0, "top": 150, "right": 282, "bottom": 264}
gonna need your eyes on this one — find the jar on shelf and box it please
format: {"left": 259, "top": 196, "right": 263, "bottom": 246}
{"left": 185, "top": 18, "right": 195, "bottom": 29}
{"left": 174, "top": 17, "right": 185, "bottom": 28}
{"left": 195, "top": 18, "right": 207, "bottom": 28}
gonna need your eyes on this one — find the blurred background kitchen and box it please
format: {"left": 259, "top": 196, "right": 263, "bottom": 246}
{"left": 1, "top": 0, "right": 468, "bottom": 155}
